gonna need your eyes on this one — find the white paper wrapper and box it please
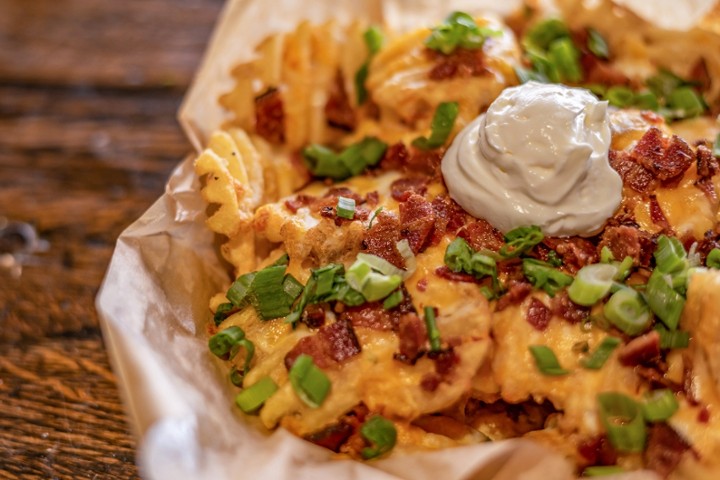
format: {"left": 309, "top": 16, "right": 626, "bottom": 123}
{"left": 96, "top": 1, "right": 671, "bottom": 478}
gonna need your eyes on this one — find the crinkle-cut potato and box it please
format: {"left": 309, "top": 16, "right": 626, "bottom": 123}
{"left": 195, "top": 6, "right": 720, "bottom": 478}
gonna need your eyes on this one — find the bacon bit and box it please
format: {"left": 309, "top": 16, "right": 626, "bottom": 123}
{"left": 696, "top": 144, "right": 719, "bottom": 178}
{"left": 284, "top": 319, "right": 361, "bottom": 369}
{"left": 420, "top": 373, "right": 441, "bottom": 392}
{"left": 430, "top": 195, "right": 468, "bottom": 244}
{"left": 640, "top": 110, "right": 665, "bottom": 125}
{"left": 598, "top": 225, "right": 655, "bottom": 267}
{"left": 696, "top": 227, "right": 720, "bottom": 264}
{"left": 435, "top": 266, "right": 480, "bottom": 283}
{"left": 427, "top": 47, "right": 488, "bottom": 80}
{"left": 395, "top": 313, "right": 427, "bottom": 363}
{"left": 362, "top": 211, "right": 405, "bottom": 268}
{"left": 617, "top": 330, "right": 661, "bottom": 366}
{"left": 609, "top": 149, "right": 658, "bottom": 193}
{"left": 633, "top": 127, "right": 666, "bottom": 171}
{"left": 341, "top": 302, "right": 394, "bottom": 330}
{"left": 578, "top": 435, "right": 618, "bottom": 467}
{"left": 580, "top": 52, "right": 629, "bottom": 86}
{"left": 380, "top": 142, "right": 409, "bottom": 171}
{"left": 659, "top": 136, "right": 694, "bottom": 181}
{"left": 284, "top": 194, "right": 316, "bottom": 213}
{"left": 698, "top": 405, "right": 711, "bottom": 423}
{"left": 302, "top": 304, "right": 326, "bottom": 328}
{"left": 255, "top": 87, "right": 285, "bottom": 144}
{"left": 400, "top": 194, "right": 436, "bottom": 253}
{"left": 305, "top": 423, "right": 354, "bottom": 452}
{"left": 412, "top": 415, "right": 469, "bottom": 440}
{"left": 496, "top": 281, "right": 532, "bottom": 311}
{"left": 649, "top": 195, "right": 672, "bottom": 232}
{"left": 416, "top": 277, "right": 428, "bottom": 292}
{"left": 365, "top": 191, "right": 380, "bottom": 208}
{"left": 324, "top": 70, "right": 356, "bottom": 131}
{"left": 689, "top": 58, "right": 711, "bottom": 93}
{"left": 550, "top": 290, "right": 590, "bottom": 324}
{"left": 644, "top": 423, "right": 694, "bottom": 479}
{"left": 543, "top": 237, "right": 598, "bottom": 274}
{"left": 633, "top": 128, "right": 693, "bottom": 181}
{"left": 526, "top": 298, "right": 551, "bottom": 331}
{"left": 429, "top": 348, "right": 459, "bottom": 375}
{"left": 407, "top": 147, "right": 444, "bottom": 176}
{"left": 458, "top": 219, "right": 504, "bottom": 252}
{"left": 390, "top": 177, "right": 428, "bottom": 201}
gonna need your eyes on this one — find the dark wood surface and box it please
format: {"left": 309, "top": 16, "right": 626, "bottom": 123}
{"left": 0, "top": 0, "right": 224, "bottom": 477}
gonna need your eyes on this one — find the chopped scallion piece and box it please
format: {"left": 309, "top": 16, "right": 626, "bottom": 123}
{"left": 646, "top": 270, "right": 685, "bottom": 331}
{"left": 289, "top": 354, "right": 331, "bottom": 408}
{"left": 667, "top": 86, "right": 705, "bottom": 119}
{"left": 360, "top": 415, "right": 397, "bottom": 459}
{"left": 356, "top": 252, "right": 406, "bottom": 278}
{"left": 235, "top": 376, "right": 278, "bottom": 413}
{"left": 604, "top": 287, "right": 652, "bottom": 336}
{"left": 642, "top": 389, "right": 679, "bottom": 422}
{"left": 382, "top": 289, "right": 403, "bottom": 309}
{"left": 213, "top": 302, "right": 235, "bottom": 326}
{"left": 363, "top": 272, "right": 403, "bottom": 302}
{"left": 499, "top": 225, "right": 544, "bottom": 258}
{"left": 209, "top": 326, "right": 246, "bottom": 358}
{"left": 606, "top": 86, "right": 635, "bottom": 107}
{"left": 580, "top": 336, "right": 621, "bottom": 370}
{"left": 654, "top": 325, "right": 690, "bottom": 349}
{"left": 654, "top": 235, "right": 688, "bottom": 274}
{"left": 226, "top": 272, "right": 255, "bottom": 307}
{"left": 568, "top": 263, "right": 617, "bottom": 306}
{"left": 412, "top": 101, "right": 459, "bottom": 150}
{"left": 424, "top": 306, "right": 441, "bottom": 352}
{"left": 250, "top": 265, "right": 295, "bottom": 320}
{"left": 355, "top": 26, "right": 384, "bottom": 105}
{"left": 522, "top": 258, "right": 573, "bottom": 297}
{"left": 529, "top": 345, "right": 569, "bottom": 376}
{"left": 367, "top": 206, "right": 384, "bottom": 229}
{"left": 523, "top": 18, "right": 570, "bottom": 52}
{"left": 336, "top": 196, "right": 356, "bottom": 220}
{"left": 229, "top": 367, "right": 245, "bottom": 387}
{"left": 582, "top": 466, "right": 626, "bottom": 477}
{"left": 597, "top": 392, "right": 646, "bottom": 452}
{"left": 396, "top": 239, "right": 417, "bottom": 277}
{"left": 425, "top": 11, "right": 499, "bottom": 55}
{"left": 634, "top": 91, "right": 660, "bottom": 111}
{"left": 445, "top": 237, "right": 473, "bottom": 272}
{"left": 548, "top": 37, "right": 582, "bottom": 83}
{"left": 706, "top": 248, "right": 720, "bottom": 268}
{"left": 615, "top": 256, "right": 633, "bottom": 281}
{"left": 586, "top": 28, "right": 609, "bottom": 59}
{"left": 303, "top": 137, "right": 387, "bottom": 180}
{"left": 303, "top": 144, "right": 350, "bottom": 180}
{"left": 600, "top": 246, "right": 615, "bottom": 264}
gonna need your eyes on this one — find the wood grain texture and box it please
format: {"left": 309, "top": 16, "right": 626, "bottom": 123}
{"left": 0, "top": 0, "right": 224, "bottom": 477}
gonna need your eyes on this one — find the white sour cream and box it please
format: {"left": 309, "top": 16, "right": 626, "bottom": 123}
{"left": 441, "top": 81, "right": 622, "bottom": 237}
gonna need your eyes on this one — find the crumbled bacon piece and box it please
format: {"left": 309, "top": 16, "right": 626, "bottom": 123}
{"left": 285, "top": 194, "right": 316, "bottom": 213}
{"left": 380, "top": 142, "right": 409, "bottom": 170}
{"left": 526, "top": 298, "right": 551, "bottom": 331}
{"left": 341, "top": 302, "right": 394, "bottom": 331}
{"left": 427, "top": 47, "right": 488, "bottom": 80}
{"left": 495, "top": 281, "right": 532, "bottom": 311}
{"left": 543, "top": 236, "right": 598, "bottom": 274}
{"left": 407, "top": 147, "right": 444, "bottom": 176}
{"left": 399, "top": 194, "right": 436, "bottom": 253}
{"left": 617, "top": 331, "right": 661, "bottom": 366}
{"left": 362, "top": 211, "right": 405, "bottom": 268}
{"left": 302, "top": 304, "right": 327, "bottom": 328}
{"left": 578, "top": 435, "right": 618, "bottom": 467}
{"left": 305, "top": 423, "right": 354, "bottom": 452}
{"left": 430, "top": 195, "right": 468, "bottom": 244}
{"left": 255, "top": 87, "right": 285, "bottom": 144}
{"left": 429, "top": 348, "right": 459, "bottom": 376}
{"left": 633, "top": 128, "right": 693, "bottom": 182}
{"left": 458, "top": 219, "right": 504, "bottom": 252}
{"left": 696, "top": 144, "right": 719, "bottom": 178}
{"left": 609, "top": 149, "right": 658, "bottom": 193}
{"left": 434, "top": 266, "right": 480, "bottom": 283}
{"left": 644, "top": 423, "right": 694, "bottom": 479}
{"left": 324, "top": 70, "right": 356, "bottom": 131}
{"left": 696, "top": 227, "right": 720, "bottom": 263}
{"left": 598, "top": 225, "right": 655, "bottom": 267}
{"left": 390, "top": 177, "right": 428, "bottom": 201}
{"left": 396, "top": 313, "right": 427, "bottom": 363}
{"left": 550, "top": 290, "right": 589, "bottom": 324}
{"left": 284, "top": 319, "right": 361, "bottom": 369}
{"left": 420, "top": 373, "right": 441, "bottom": 392}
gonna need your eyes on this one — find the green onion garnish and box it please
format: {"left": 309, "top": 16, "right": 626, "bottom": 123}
{"left": 235, "top": 376, "right": 278, "bottom": 413}
{"left": 445, "top": 237, "right": 473, "bottom": 272}
{"left": 603, "top": 287, "right": 652, "bottom": 336}
{"left": 499, "top": 225, "right": 544, "bottom": 258}
{"left": 425, "top": 11, "right": 500, "bottom": 55}
{"left": 346, "top": 254, "right": 403, "bottom": 302}
{"left": 642, "top": 389, "right": 679, "bottom": 422}
{"left": 367, "top": 206, "right": 384, "bottom": 229}
{"left": 634, "top": 91, "right": 660, "bottom": 111}
{"left": 360, "top": 415, "right": 397, "bottom": 459}
{"left": 424, "top": 306, "right": 442, "bottom": 351}
{"left": 645, "top": 270, "right": 685, "bottom": 331}
{"left": 355, "top": 26, "right": 384, "bottom": 105}
{"left": 213, "top": 302, "right": 235, "bottom": 326}
{"left": 667, "top": 86, "right": 705, "bottom": 119}
{"left": 600, "top": 246, "right": 615, "bottom": 264}
{"left": 580, "top": 336, "right": 621, "bottom": 370}
{"left": 548, "top": 36, "right": 582, "bottom": 83}
{"left": 568, "top": 263, "right": 618, "bottom": 306}
{"left": 209, "top": 326, "right": 246, "bottom": 358}
{"left": 606, "top": 86, "right": 636, "bottom": 108}
{"left": 289, "top": 354, "right": 332, "bottom": 408}
{"left": 706, "top": 248, "right": 720, "bottom": 268}
{"left": 582, "top": 466, "right": 626, "bottom": 477}
{"left": 303, "top": 137, "right": 387, "bottom": 180}
{"left": 654, "top": 235, "right": 688, "bottom": 274}
{"left": 529, "top": 345, "right": 569, "bottom": 376}
{"left": 597, "top": 392, "right": 647, "bottom": 452}
{"left": 226, "top": 272, "right": 256, "bottom": 307}
{"left": 412, "top": 101, "right": 459, "bottom": 150}
{"left": 523, "top": 18, "right": 570, "bottom": 52}
{"left": 586, "top": 28, "right": 609, "bottom": 59}
{"left": 654, "top": 324, "right": 690, "bottom": 349}
{"left": 522, "top": 258, "right": 573, "bottom": 297}
{"left": 382, "top": 289, "right": 403, "bottom": 309}
{"left": 336, "top": 196, "right": 356, "bottom": 220}
{"left": 614, "top": 256, "right": 633, "bottom": 281}
{"left": 522, "top": 19, "right": 581, "bottom": 84}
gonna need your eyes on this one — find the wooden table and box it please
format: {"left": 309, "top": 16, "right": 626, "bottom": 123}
{"left": 0, "top": 1, "right": 223, "bottom": 477}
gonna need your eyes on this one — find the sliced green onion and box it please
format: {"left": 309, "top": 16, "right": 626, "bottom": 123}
{"left": 586, "top": 28, "right": 609, "bottom": 59}
{"left": 412, "top": 101, "right": 459, "bottom": 150}
{"left": 303, "top": 137, "right": 387, "bottom": 180}
{"left": 499, "top": 225, "right": 544, "bottom": 258}
{"left": 226, "top": 272, "right": 255, "bottom": 307}
{"left": 668, "top": 86, "right": 705, "bottom": 119}
{"left": 606, "top": 86, "right": 635, "bottom": 107}
{"left": 235, "top": 376, "right": 278, "bottom": 413}
{"left": 480, "top": 286, "right": 498, "bottom": 300}
{"left": 250, "top": 265, "right": 295, "bottom": 320}
{"left": 360, "top": 415, "right": 397, "bottom": 459}
{"left": 522, "top": 258, "right": 573, "bottom": 297}
{"left": 213, "top": 302, "right": 235, "bottom": 326}
{"left": 363, "top": 272, "right": 402, "bottom": 302}
{"left": 445, "top": 237, "right": 473, "bottom": 272}
{"left": 336, "top": 196, "right": 356, "bottom": 220}
{"left": 646, "top": 270, "right": 685, "bottom": 331}
{"left": 655, "top": 235, "right": 688, "bottom": 274}
{"left": 600, "top": 246, "right": 615, "bottom": 264}
{"left": 469, "top": 252, "right": 497, "bottom": 281}
{"left": 523, "top": 18, "right": 570, "bottom": 52}
{"left": 425, "top": 11, "right": 499, "bottom": 55}
{"left": 303, "top": 144, "right": 350, "bottom": 180}
{"left": 646, "top": 69, "right": 685, "bottom": 99}
{"left": 209, "top": 326, "right": 246, "bottom": 358}
{"left": 382, "top": 289, "right": 403, "bottom": 309}
{"left": 355, "top": 26, "right": 384, "bottom": 105}
{"left": 356, "top": 252, "right": 406, "bottom": 278}
{"left": 568, "top": 263, "right": 618, "bottom": 306}
{"left": 615, "top": 256, "right": 633, "bottom": 281}
{"left": 424, "top": 306, "right": 441, "bottom": 352}
{"left": 282, "top": 274, "right": 304, "bottom": 300}
{"left": 529, "top": 345, "right": 569, "bottom": 376}
{"left": 597, "top": 392, "right": 646, "bottom": 452}
{"left": 634, "top": 91, "right": 660, "bottom": 111}
{"left": 580, "top": 336, "right": 621, "bottom": 370}
{"left": 289, "top": 354, "right": 331, "bottom": 408}
{"left": 367, "top": 206, "right": 384, "bottom": 229}
{"left": 604, "top": 288, "right": 652, "bottom": 336}
{"left": 706, "top": 248, "right": 720, "bottom": 268}
{"left": 654, "top": 324, "right": 690, "bottom": 349}
{"left": 548, "top": 37, "right": 582, "bottom": 83}
{"left": 229, "top": 367, "right": 245, "bottom": 387}
{"left": 583, "top": 466, "right": 626, "bottom": 477}
{"left": 396, "top": 239, "right": 417, "bottom": 277}
{"left": 642, "top": 389, "right": 679, "bottom": 422}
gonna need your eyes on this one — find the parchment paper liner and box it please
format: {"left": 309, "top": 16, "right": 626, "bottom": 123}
{"left": 95, "top": 0, "right": 680, "bottom": 477}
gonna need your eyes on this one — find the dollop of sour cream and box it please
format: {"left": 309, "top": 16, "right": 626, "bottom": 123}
{"left": 442, "top": 81, "right": 622, "bottom": 237}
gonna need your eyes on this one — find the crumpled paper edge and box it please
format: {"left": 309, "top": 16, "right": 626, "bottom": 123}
{"left": 96, "top": 0, "right": 674, "bottom": 478}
